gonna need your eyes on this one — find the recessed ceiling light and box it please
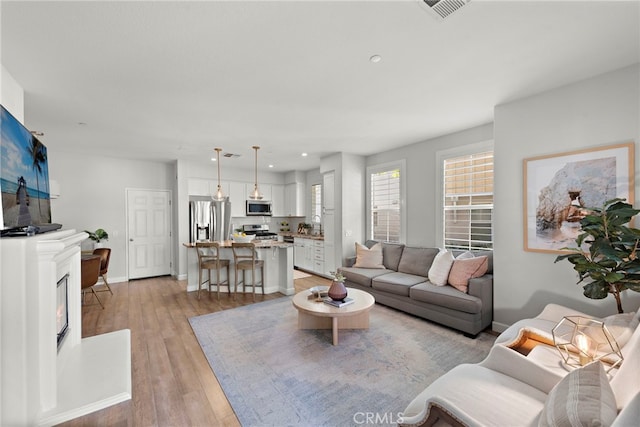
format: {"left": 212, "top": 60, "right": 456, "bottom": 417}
{"left": 268, "top": 164, "right": 274, "bottom": 168}
{"left": 211, "top": 157, "right": 217, "bottom": 161}
{"left": 369, "top": 55, "right": 382, "bottom": 63}
{"left": 301, "top": 153, "right": 308, "bottom": 157}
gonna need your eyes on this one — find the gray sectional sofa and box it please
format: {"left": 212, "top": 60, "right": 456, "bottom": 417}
{"left": 337, "top": 240, "right": 493, "bottom": 336}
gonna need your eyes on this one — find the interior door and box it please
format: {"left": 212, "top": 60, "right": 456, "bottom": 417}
{"left": 127, "top": 189, "right": 171, "bottom": 280}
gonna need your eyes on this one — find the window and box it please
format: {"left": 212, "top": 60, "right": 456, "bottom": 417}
{"left": 442, "top": 150, "right": 493, "bottom": 251}
{"left": 311, "top": 184, "right": 322, "bottom": 222}
{"left": 368, "top": 162, "right": 404, "bottom": 243}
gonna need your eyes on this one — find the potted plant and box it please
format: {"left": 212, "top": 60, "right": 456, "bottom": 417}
{"left": 85, "top": 228, "right": 109, "bottom": 248}
{"left": 328, "top": 271, "right": 347, "bottom": 301}
{"left": 555, "top": 198, "right": 640, "bottom": 313}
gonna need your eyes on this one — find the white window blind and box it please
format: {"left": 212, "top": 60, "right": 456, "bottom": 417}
{"left": 443, "top": 151, "right": 493, "bottom": 251}
{"left": 371, "top": 168, "right": 401, "bottom": 242}
{"left": 311, "top": 184, "right": 322, "bottom": 222}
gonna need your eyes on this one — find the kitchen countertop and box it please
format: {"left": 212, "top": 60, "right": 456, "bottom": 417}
{"left": 183, "top": 240, "right": 293, "bottom": 249}
{"left": 278, "top": 232, "right": 324, "bottom": 241}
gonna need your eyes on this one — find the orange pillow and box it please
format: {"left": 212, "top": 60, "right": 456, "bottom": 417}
{"left": 448, "top": 256, "right": 488, "bottom": 292}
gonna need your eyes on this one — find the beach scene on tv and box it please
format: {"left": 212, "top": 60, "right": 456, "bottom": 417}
{"left": 1, "top": 106, "right": 52, "bottom": 229}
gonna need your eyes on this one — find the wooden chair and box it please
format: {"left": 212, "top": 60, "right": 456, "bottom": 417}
{"left": 92, "top": 248, "right": 113, "bottom": 295}
{"left": 195, "top": 241, "right": 231, "bottom": 299}
{"left": 81, "top": 255, "right": 103, "bottom": 308}
{"left": 231, "top": 242, "right": 265, "bottom": 301}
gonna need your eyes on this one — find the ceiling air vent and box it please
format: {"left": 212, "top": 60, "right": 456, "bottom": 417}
{"left": 422, "top": 0, "right": 470, "bottom": 20}
{"left": 223, "top": 152, "right": 241, "bottom": 158}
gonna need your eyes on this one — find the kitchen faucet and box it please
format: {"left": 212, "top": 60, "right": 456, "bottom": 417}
{"left": 312, "top": 215, "right": 323, "bottom": 236}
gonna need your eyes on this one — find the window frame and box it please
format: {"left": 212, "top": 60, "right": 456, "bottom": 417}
{"left": 366, "top": 159, "right": 406, "bottom": 243}
{"left": 436, "top": 141, "right": 494, "bottom": 251}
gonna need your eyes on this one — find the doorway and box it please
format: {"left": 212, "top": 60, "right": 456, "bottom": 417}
{"left": 126, "top": 189, "right": 172, "bottom": 280}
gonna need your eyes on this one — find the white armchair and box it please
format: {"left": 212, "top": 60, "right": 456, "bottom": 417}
{"left": 399, "top": 304, "right": 640, "bottom": 427}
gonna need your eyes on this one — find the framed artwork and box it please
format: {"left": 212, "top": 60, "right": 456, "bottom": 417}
{"left": 523, "top": 142, "right": 635, "bottom": 254}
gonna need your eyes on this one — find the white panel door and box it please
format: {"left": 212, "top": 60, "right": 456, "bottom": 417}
{"left": 127, "top": 189, "right": 171, "bottom": 280}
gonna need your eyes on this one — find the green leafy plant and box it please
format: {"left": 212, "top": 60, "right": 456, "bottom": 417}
{"left": 85, "top": 228, "right": 109, "bottom": 243}
{"left": 555, "top": 198, "right": 640, "bottom": 313}
{"left": 330, "top": 271, "right": 345, "bottom": 283}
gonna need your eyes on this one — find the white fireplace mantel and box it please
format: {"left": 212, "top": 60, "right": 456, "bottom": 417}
{"left": 1, "top": 229, "right": 131, "bottom": 426}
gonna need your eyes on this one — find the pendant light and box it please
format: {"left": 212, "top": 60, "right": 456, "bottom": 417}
{"left": 212, "top": 147, "right": 226, "bottom": 201}
{"left": 249, "top": 145, "right": 263, "bottom": 200}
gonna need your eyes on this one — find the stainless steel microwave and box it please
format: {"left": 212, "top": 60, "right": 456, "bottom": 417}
{"left": 246, "top": 199, "right": 272, "bottom": 216}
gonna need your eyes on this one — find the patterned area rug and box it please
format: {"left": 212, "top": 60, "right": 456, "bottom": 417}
{"left": 189, "top": 297, "right": 495, "bottom": 427}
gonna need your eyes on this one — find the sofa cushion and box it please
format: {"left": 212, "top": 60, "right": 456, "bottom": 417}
{"left": 410, "top": 282, "right": 481, "bottom": 314}
{"left": 397, "top": 247, "right": 439, "bottom": 277}
{"left": 448, "top": 255, "right": 489, "bottom": 293}
{"left": 427, "top": 249, "right": 455, "bottom": 286}
{"left": 539, "top": 361, "right": 617, "bottom": 427}
{"left": 372, "top": 272, "right": 427, "bottom": 297}
{"left": 338, "top": 267, "right": 390, "bottom": 288}
{"left": 353, "top": 242, "right": 385, "bottom": 269}
{"left": 381, "top": 242, "right": 405, "bottom": 271}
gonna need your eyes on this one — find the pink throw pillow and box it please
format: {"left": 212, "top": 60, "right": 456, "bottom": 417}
{"left": 448, "top": 256, "right": 488, "bottom": 292}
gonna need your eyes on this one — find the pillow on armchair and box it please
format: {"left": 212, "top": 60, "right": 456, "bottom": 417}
{"left": 539, "top": 361, "right": 617, "bottom": 427}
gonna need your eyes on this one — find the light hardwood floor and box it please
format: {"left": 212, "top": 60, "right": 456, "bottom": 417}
{"left": 58, "top": 273, "right": 330, "bottom": 427}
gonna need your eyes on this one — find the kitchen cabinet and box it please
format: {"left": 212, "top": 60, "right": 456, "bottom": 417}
{"left": 294, "top": 237, "right": 328, "bottom": 276}
{"left": 284, "top": 183, "right": 305, "bottom": 217}
{"left": 188, "top": 178, "right": 213, "bottom": 196}
{"left": 228, "top": 181, "right": 247, "bottom": 217}
{"left": 313, "top": 240, "right": 324, "bottom": 275}
{"left": 323, "top": 172, "right": 335, "bottom": 210}
{"left": 271, "top": 184, "right": 285, "bottom": 216}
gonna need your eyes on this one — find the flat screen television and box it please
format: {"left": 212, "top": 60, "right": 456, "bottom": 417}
{"left": 1, "top": 104, "right": 58, "bottom": 235}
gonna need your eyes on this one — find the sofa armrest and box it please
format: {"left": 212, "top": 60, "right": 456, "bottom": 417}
{"left": 468, "top": 274, "right": 493, "bottom": 327}
{"left": 479, "top": 344, "right": 564, "bottom": 394}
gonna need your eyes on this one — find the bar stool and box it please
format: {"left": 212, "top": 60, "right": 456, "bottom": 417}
{"left": 231, "top": 242, "right": 265, "bottom": 301}
{"left": 195, "top": 241, "right": 230, "bottom": 299}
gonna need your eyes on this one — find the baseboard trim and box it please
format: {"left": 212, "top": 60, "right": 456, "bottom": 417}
{"left": 492, "top": 321, "right": 509, "bottom": 333}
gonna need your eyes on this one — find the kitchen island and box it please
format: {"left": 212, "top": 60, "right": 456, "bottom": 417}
{"left": 183, "top": 240, "right": 295, "bottom": 296}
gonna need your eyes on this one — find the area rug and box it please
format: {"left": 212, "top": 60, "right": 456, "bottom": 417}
{"left": 189, "top": 297, "right": 495, "bottom": 427}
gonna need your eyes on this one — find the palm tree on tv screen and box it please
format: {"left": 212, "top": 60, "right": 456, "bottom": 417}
{"left": 28, "top": 137, "right": 46, "bottom": 218}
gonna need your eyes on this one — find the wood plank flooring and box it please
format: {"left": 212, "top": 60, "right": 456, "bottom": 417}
{"left": 58, "top": 273, "right": 330, "bottom": 427}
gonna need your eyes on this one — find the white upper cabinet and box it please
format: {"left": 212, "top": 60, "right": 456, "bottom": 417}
{"left": 228, "top": 181, "right": 247, "bottom": 217}
{"left": 271, "top": 184, "right": 285, "bottom": 216}
{"left": 284, "top": 183, "right": 305, "bottom": 217}
{"left": 323, "top": 172, "right": 335, "bottom": 211}
{"left": 188, "top": 178, "right": 213, "bottom": 196}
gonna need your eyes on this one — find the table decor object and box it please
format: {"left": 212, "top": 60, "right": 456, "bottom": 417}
{"left": 552, "top": 315, "right": 623, "bottom": 372}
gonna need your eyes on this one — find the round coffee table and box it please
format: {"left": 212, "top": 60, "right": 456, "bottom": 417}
{"left": 291, "top": 287, "right": 375, "bottom": 345}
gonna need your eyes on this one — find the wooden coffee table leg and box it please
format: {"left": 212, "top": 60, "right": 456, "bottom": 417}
{"left": 332, "top": 316, "right": 338, "bottom": 345}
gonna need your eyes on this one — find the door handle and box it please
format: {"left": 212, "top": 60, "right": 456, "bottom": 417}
{"left": 129, "top": 238, "right": 134, "bottom": 242}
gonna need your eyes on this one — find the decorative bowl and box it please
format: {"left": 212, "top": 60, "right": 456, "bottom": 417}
{"left": 231, "top": 233, "right": 256, "bottom": 243}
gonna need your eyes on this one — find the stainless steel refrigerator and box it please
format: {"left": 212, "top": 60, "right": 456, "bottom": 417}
{"left": 189, "top": 196, "right": 232, "bottom": 242}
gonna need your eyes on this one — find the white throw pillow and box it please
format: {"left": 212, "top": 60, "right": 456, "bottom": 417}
{"left": 428, "top": 249, "right": 454, "bottom": 286}
{"left": 353, "top": 242, "right": 385, "bottom": 269}
{"left": 539, "top": 361, "right": 617, "bottom": 427}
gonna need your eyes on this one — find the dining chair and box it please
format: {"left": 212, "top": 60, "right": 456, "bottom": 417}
{"left": 81, "top": 255, "right": 103, "bottom": 309}
{"left": 92, "top": 248, "right": 112, "bottom": 295}
{"left": 195, "top": 241, "right": 231, "bottom": 299}
{"left": 231, "top": 242, "right": 265, "bottom": 301}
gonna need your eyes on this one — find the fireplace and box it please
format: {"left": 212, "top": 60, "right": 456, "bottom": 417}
{"left": 56, "top": 273, "right": 70, "bottom": 349}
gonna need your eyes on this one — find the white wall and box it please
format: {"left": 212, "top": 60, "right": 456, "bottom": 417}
{"left": 49, "top": 151, "right": 174, "bottom": 281}
{"left": 1, "top": 65, "right": 24, "bottom": 123}
{"left": 365, "top": 123, "right": 493, "bottom": 247}
{"left": 493, "top": 64, "right": 640, "bottom": 328}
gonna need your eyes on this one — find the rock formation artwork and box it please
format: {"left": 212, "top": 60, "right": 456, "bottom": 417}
{"left": 535, "top": 157, "right": 616, "bottom": 241}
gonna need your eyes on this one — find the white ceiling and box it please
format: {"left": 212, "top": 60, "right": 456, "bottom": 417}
{"left": 2, "top": 0, "right": 639, "bottom": 173}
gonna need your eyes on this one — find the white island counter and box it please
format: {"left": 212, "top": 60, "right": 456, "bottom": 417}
{"left": 183, "top": 240, "right": 295, "bottom": 296}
